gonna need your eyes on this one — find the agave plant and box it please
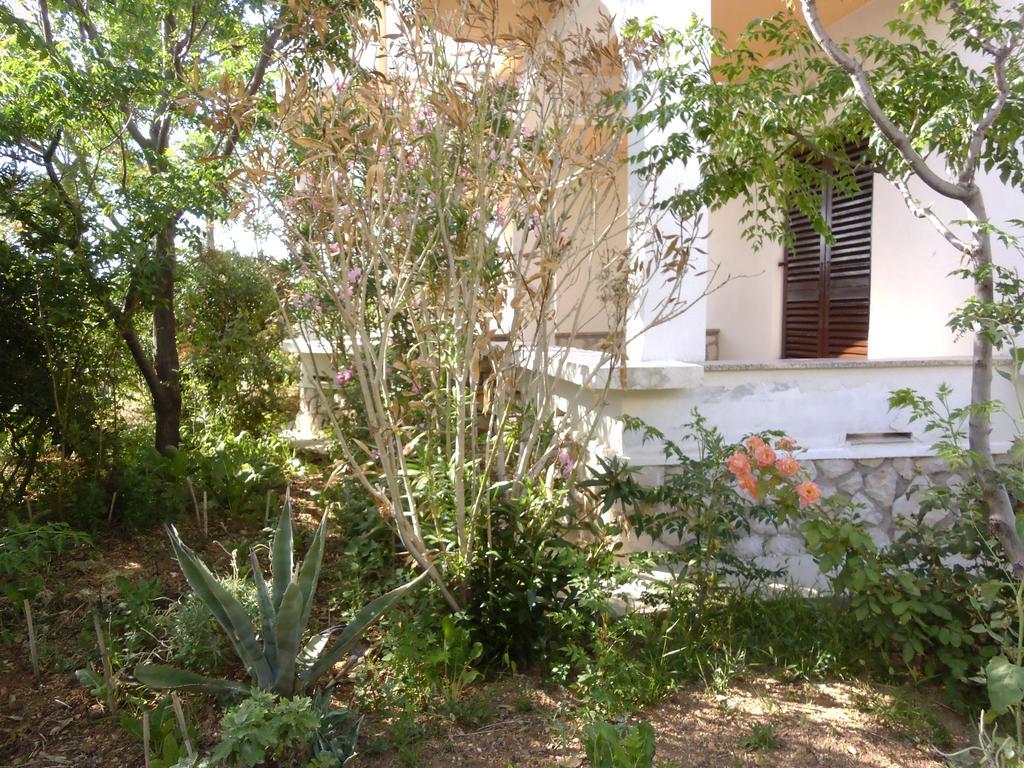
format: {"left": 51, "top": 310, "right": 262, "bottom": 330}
{"left": 136, "top": 502, "right": 425, "bottom": 697}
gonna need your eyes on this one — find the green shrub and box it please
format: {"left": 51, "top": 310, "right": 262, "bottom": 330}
{"left": 582, "top": 719, "right": 656, "bottom": 768}
{"left": 178, "top": 248, "right": 291, "bottom": 437}
{"left": 136, "top": 502, "right": 426, "bottom": 697}
{"left": 209, "top": 690, "right": 322, "bottom": 766}
{"left": 0, "top": 516, "right": 90, "bottom": 607}
{"left": 168, "top": 576, "right": 260, "bottom": 677}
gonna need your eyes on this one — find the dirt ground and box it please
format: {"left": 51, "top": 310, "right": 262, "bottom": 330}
{"left": 351, "top": 676, "right": 967, "bottom": 768}
{"left": 0, "top": 518, "right": 970, "bottom": 768}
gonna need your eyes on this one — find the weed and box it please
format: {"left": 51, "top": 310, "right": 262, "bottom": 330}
{"left": 736, "top": 722, "right": 781, "bottom": 752}
{"left": 854, "top": 688, "right": 951, "bottom": 747}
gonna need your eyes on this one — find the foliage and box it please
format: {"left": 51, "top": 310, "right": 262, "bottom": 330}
{"left": 464, "top": 486, "right": 625, "bottom": 671}
{"left": 0, "top": 224, "right": 124, "bottom": 505}
{"left": 582, "top": 719, "right": 656, "bottom": 768}
{"left": 584, "top": 412, "right": 815, "bottom": 590}
{"left": 121, "top": 696, "right": 198, "bottom": 768}
{"left": 0, "top": 0, "right": 374, "bottom": 453}
{"left": 207, "top": 690, "right": 323, "bottom": 767}
{"left": 736, "top": 722, "right": 781, "bottom": 753}
{"left": 0, "top": 516, "right": 90, "bottom": 606}
{"left": 168, "top": 576, "right": 260, "bottom": 677}
{"left": 136, "top": 502, "right": 426, "bottom": 697}
{"left": 178, "top": 249, "right": 291, "bottom": 436}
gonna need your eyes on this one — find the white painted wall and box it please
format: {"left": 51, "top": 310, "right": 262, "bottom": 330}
{"left": 576, "top": 359, "right": 1023, "bottom": 465}
{"left": 705, "top": 0, "right": 1024, "bottom": 361}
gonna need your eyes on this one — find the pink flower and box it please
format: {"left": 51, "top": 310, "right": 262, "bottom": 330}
{"left": 775, "top": 455, "right": 800, "bottom": 478}
{"left": 339, "top": 204, "right": 350, "bottom": 217}
{"left": 529, "top": 211, "right": 542, "bottom": 236}
{"left": 346, "top": 267, "right": 362, "bottom": 283}
{"left": 776, "top": 436, "right": 797, "bottom": 451}
{"left": 726, "top": 452, "right": 751, "bottom": 476}
{"left": 411, "top": 380, "right": 421, "bottom": 395}
{"left": 556, "top": 448, "right": 574, "bottom": 478}
{"left": 744, "top": 435, "right": 765, "bottom": 451}
{"left": 335, "top": 368, "right": 354, "bottom": 385}
{"left": 753, "top": 443, "right": 777, "bottom": 468}
{"left": 737, "top": 472, "right": 759, "bottom": 500}
{"left": 796, "top": 481, "right": 821, "bottom": 507}
{"left": 329, "top": 243, "right": 340, "bottom": 255}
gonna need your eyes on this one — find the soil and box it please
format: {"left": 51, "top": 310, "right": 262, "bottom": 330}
{"left": 0, "top": 511, "right": 971, "bottom": 768}
{"left": 351, "top": 676, "right": 969, "bottom": 768}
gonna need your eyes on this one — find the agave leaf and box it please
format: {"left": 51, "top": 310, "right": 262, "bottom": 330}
{"left": 135, "top": 663, "right": 249, "bottom": 696}
{"left": 296, "top": 511, "right": 328, "bottom": 632}
{"left": 166, "top": 526, "right": 273, "bottom": 689}
{"left": 272, "top": 579, "right": 305, "bottom": 697}
{"left": 296, "top": 628, "right": 336, "bottom": 672}
{"left": 271, "top": 502, "right": 293, "bottom": 612}
{"left": 249, "top": 547, "right": 278, "bottom": 673}
{"left": 300, "top": 571, "right": 428, "bottom": 690}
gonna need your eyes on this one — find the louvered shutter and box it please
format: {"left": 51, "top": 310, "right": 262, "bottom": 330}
{"left": 783, "top": 164, "right": 872, "bottom": 358}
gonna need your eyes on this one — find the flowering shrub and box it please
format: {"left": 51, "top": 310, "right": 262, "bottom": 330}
{"left": 586, "top": 413, "right": 812, "bottom": 591}
{"left": 725, "top": 435, "right": 821, "bottom": 511}
{"left": 248, "top": 5, "right": 695, "bottom": 610}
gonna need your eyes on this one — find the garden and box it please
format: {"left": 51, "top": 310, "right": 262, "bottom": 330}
{"left": 2, "top": 0, "right": 1024, "bottom": 766}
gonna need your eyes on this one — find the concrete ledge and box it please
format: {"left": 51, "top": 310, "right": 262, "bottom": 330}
{"left": 703, "top": 356, "right": 994, "bottom": 371}
{"left": 531, "top": 347, "right": 704, "bottom": 391}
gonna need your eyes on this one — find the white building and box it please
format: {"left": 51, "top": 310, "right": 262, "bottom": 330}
{"left": 288, "top": 0, "right": 1024, "bottom": 584}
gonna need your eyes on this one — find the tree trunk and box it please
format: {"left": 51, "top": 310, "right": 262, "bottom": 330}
{"left": 153, "top": 223, "right": 181, "bottom": 453}
{"left": 965, "top": 193, "right": 1024, "bottom": 574}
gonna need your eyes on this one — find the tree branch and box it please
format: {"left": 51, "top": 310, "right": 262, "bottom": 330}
{"left": 890, "top": 174, "right": 976, "bottom": 256}
{"left": 960, "top": 31, "right": 1019, "bottom": 184}
{"left": 38, "top": 0, "right": 54, "bottom": 47}
{"left": 64, "top": 0, "right": 154, "bottom": 153}
{"left": 214, "top": 16, "right": 285, "bottom": 160}
{"left": 799, "top": 0, "right": 976, "bottom": 202}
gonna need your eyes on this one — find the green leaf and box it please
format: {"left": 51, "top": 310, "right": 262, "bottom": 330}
{"left": 987, "top": 655, "right": 1024, "bottom": 715}
{"left": 300, "top": 570, "right": 429, "bottom": 690}
{"left": 166, "top": 525, "right": 272, "bottom": 688}
{"left": 296, "top": 511, "right": 328, "bottom": 632}
{"left": 271, "top": 579, "right": 305, "bottom": 696}
{"left": 134, "top": 664, "right": 249, "bottom": 696}
{"left": 271, "top": 503, "right": 294, "bottom": 612}
{"left": 249, "top": 547, "right": 278, "bottom": 672}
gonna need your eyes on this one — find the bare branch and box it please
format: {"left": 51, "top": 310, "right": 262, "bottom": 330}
{"left": 799, "top": 0, "right": 975, "bottom": 202}
{"left": 890, "top": 175, "right": 976, "bottom": 256}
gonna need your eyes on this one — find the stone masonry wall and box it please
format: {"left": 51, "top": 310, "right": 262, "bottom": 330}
{"left": 626, "top": 457, "right": 966, "bottom": 590}
{"left": 727, "top": 456, "right": 963, "bottom": 589}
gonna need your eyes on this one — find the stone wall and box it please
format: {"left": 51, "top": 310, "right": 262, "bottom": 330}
{"left": 632, "top": 456, "right": 965, "bottom": 590}
{"left": 733, "top": 456, "right": 965, "bottom": 589}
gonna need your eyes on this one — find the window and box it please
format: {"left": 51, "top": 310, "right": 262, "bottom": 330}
{"left": 782, "top": 163, "right": 873, "bottom": 359}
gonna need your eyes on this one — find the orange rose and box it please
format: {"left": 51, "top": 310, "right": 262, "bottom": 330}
{"left": 796, "top": 481, "right": 821, "bottom": 507}
{"left": 737, "top": 472, "right": 759, "bottom": 500}
{"left": 776, "top": 436, "right": 797, "bottom": 451}
{"left": 727, "top": 451, "right": 752, "bottom": 475}
{"left": 753, "top": 443, "right": 777, "bottom": 467}
{"left": 744, "top": 435, "right": 766, "bottom": 451}
{"left": 775, "top": 455, "right": 800, "bottom": 478}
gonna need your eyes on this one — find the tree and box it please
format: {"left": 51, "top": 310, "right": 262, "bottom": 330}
{"left": 625, "top": 1, "right": 1024, "bottom": 568}
{"left": 0, "top": 0, "right": 368, "bottom": 452}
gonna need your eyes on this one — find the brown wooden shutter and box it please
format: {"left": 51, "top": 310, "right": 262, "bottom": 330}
{"left": 783, "top": 165, "right": 872, "bottom": 358}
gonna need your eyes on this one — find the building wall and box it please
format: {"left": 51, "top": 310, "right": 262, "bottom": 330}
{"left": 704, "top": 0, "right": 1024, "bottom": 361}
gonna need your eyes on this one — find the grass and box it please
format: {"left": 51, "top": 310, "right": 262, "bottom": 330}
{"left": 736, "top": 721, "right": 781, "bottom": 752}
